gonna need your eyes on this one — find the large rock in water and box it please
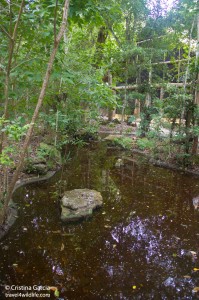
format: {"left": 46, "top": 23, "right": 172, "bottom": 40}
{"left": 60, "top": 189, "right": 103, "bottom": 222}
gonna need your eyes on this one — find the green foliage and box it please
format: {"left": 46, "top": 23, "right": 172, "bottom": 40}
{"left": 137, "top": 138, "right": 155, "bottom": 151}
{"left": 0, "top": 147, "right": 15, "bottom": 167}
{"left": 175, "top": 152, "right": 191, "bottom": 167}
{"left": 4, "top": 121, "right": 30, "bottom": 142}
{"left": 0, "top": 0, "right": 198, "bottom": 175}
{"left": 163, "top": 87, "right": 192, "bottom": 120}
{"left": 148, "top": 114, "right": 166, "bottom": 138}
{"left": 112, "top": 137, "right": 132, "bottom": 150}
{"left": 24, "top": 159, "right": 47, "bottom": 175}
{"left": 41, "top": 111, "right": 70, "bottom": 134}
{"left": 0, "top": 117, "right": 7, "bottom": 128}
{"left": 192, "top": 126, "right": 199, "bottom": 136}
{"left": 138, "top": 106, "right": 158, "bottom": 137}
{"left": 128, "top": 115, "right": 136, "bottom": 123}
{"left": 36, "top": 143, "right": 61, "bottom": 165}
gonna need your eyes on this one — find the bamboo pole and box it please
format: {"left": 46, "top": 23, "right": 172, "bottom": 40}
{"left": 113, "top": 82, "right": 191, "bottom": 91}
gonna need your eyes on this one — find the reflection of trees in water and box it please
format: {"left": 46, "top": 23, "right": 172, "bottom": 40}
{"left": 102, "top": 215, "right": 197, "bottom": 298}
{"left": 111, "top": 216, "right": 173, "bottom": 266}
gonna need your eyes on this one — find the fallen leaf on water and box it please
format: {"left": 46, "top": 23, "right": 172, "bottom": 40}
{"left": 173, "top": 236, "right": 180, "bottom": 240}
{"left": 12, "top": 264, "right": 18, "bottom": 267}
{"left": 102, "top": 212, "right": 106, "bottom": 215}
{"left": 49, "top": 287, "right": 57, "bottom": 291}
{"left": 192, "top": 287, "right": 199, "bottom": 293}
{"left": 61, "top": 233, "right": 73, "bottom": 236}
{"left": 49, "top": 287, "right": 60, "bottom": 297}
{"left": 193, "top": 268, "right": 199, "bottom": 271}
{"left": 54, "top": 289, "right": 59, "bottom": 297}
{"left": 113, "top": 244, "right": 117, "bottom": 248}
{"left": 181, "top": 224, "right": 188, "bottom": 228}
{"left": 75, "top": 247, "right": 81, "bottom": 251}
{"left": 104, "top": 225, "right": 111, "bottom": 228}
{"left": 183, "top": 275, "right": 191, "bottom": 278}
{"left": 61, "top": 243, "right": 64, "bottom": 251}
{"left": 132, "top": 285, "right": 136, "bottom": 290}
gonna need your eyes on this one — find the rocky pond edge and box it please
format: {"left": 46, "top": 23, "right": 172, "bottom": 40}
{"left": 0, "top": 171, "right": 56, "bottom": 240}
{"left": 130, "top": 149, "right": 199, "bottom": 177}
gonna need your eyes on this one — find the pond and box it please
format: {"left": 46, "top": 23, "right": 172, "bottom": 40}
{"left": 1, "top": 142, "right": 199, "bottom": 299}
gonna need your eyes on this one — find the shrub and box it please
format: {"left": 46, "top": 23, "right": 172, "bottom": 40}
{"left": 137, "top": 138, "right": 155, "bottom": 151}
{"left": 112, "top": 137, "right": 132, "bottom": 150}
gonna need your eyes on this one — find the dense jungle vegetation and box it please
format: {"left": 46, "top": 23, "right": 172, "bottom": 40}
{"left": 0, "top": 0, "right": 199, "bottom": 224}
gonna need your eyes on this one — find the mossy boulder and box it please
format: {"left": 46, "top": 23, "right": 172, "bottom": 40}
{"left": 60, "top": 189, "right": 103, "bottom": 222}
{"left": 24, "top": 158, "right": 48, "bottom": 175}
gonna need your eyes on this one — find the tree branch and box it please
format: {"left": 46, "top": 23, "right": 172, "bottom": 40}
{"left": 11, "top": 58, "right": 44, "bottom": 72}
{"left": 107, "top": 25, "right": 121, "bottom": 47}
{"left": 0, "top": 25, "right": 12, "bottom": 40}
{"left": 54, "top": 0, "right": 58, "bottom": 43}
{"left": 137, "top": 35, "right": 166, "bottom": 44}
{"left": 151, "top": 58, "right": 191, "bottom": 66}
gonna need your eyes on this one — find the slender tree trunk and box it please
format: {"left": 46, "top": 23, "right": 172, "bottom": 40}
{"left": 1, "top": 0, "right": 70, "bottom": 224}
{"left": 160, "top": 53, "right": 166, "bottom": 101}
{"left": 192, "top": 13, "right": 199, "bottom": 155}
{"left": 170, "top": 117, "right": 177, "bottom": 139}
{"left": 107, "top": 71, "right": 116, "bottom": 121}
{"left": 121, "top": 61, "right": 128, "bottom": 127}
{"left": 178, "top": 48, "right": 181, "bottom": 83}
{"left": 146, "top": 60, "right": 152, "bottom": 107}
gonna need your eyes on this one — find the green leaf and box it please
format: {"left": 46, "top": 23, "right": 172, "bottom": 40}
{"left": 54, "top": 288, "right": 60, "bottom": 297}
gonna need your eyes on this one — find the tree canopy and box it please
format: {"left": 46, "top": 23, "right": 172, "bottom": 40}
{"left": 0, "top": 0, "right": 199, "bottom": 219}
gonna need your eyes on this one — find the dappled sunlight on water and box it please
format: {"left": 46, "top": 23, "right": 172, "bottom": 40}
{"left": 1, "top": 143, "right": 199, "bottom": 299}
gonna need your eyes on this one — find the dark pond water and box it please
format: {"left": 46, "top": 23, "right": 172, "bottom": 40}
{"left": 1, "top": 142, "right": 199, "bottom": 299}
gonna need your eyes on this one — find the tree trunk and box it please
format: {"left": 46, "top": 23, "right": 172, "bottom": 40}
{"left": 134, "top": 99, "right": 140, "bottom": 118}
{"left": 107, "top": 71, "right": 116, "bottom": 121}
{"left": 192, "top": 13, "right": 199, "bottom": 155}
{"left": 1, "top": 0, "right": 70, "bottom": 224}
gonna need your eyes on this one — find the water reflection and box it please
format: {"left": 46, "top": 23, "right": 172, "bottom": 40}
{"left": 0, "top": 143, "right": 199, "bottom": 299}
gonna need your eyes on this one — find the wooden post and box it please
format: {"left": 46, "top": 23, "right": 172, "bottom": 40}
{"left": 134, "top": 99, "right": 140, "bottom": 117}
{"left": 145, "top": 60, "right": 152, "bottom": 107}
{"left": 107, "top": 70, "right": 116, "bottom": 121}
